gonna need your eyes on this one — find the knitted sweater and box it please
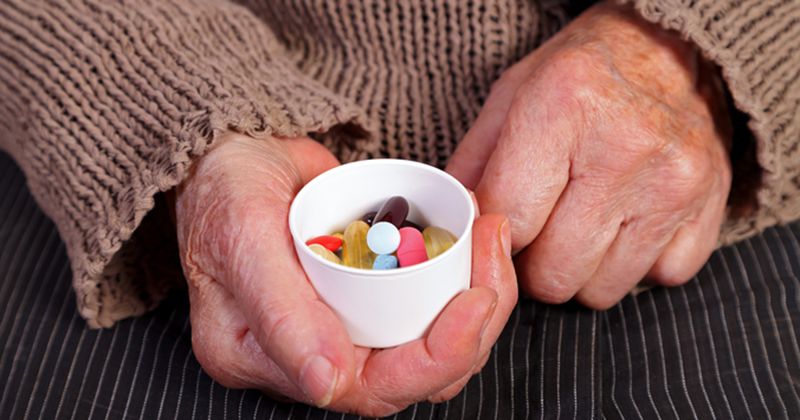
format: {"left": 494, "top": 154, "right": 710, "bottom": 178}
{"left": 0, "top": 0, "right": 797, "bottom": 328}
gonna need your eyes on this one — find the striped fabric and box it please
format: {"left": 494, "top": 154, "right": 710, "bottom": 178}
{"left": 1, "top": 151, "right": 799, "bottom": 419}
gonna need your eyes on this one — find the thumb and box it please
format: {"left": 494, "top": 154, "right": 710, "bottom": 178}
{"left": 221, "top": 199, "right": 355, "bottom": 408}
{"left": 249, "top": 141, "right": 351, "bottom": 407}
{"left": 178, "top": 134, "right": 354, "bottom": 407}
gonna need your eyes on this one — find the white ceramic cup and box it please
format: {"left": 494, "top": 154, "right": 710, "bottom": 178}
{"left": 288, "top": 159, "right": 475, "bottom": 348}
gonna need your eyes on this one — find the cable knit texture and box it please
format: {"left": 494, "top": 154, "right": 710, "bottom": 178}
{"left": 0, "top": 0, "right": 797, "bottom": 326}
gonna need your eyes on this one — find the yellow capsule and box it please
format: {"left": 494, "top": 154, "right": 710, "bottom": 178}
{"left": 423, "top": 226, "right": 457, "bottom": 259}
{"left": 342, "top": 220, "right": 376, "bottom": 269}
{"left": 308, "top": 243, "right": 342, "bottom": 265}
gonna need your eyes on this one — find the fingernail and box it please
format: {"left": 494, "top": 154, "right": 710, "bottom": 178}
{"left": 499, "top": 219, "right": 511, "bottom": 257}
{"left": 479, "top": 296, "right": 498, "bottom": 339}
{"left": 299, "top": 356, "right": 338, "bottom": 407}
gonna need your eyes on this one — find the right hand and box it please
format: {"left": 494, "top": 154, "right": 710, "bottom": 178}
{"left": 446, "top": 1, "right": 731, "bottom": 309}
{"left": 175, "top": 132, "right": 518, "bottom": 416}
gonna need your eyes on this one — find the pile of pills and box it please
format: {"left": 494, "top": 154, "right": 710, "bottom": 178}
{"left": 305, "top": 196, "right": 458, "bottom": 270}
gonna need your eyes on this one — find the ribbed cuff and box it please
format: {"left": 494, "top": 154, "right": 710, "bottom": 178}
{"left": 0, "top": 0, "right": 375, "bottom": 327}
{"left": 620, "top": 0, "right": 800, "bottom": 244}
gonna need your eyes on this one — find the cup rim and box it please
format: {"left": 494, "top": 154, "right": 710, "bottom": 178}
{"left": 288, "top": 159, "right": 475, "bottom": 276}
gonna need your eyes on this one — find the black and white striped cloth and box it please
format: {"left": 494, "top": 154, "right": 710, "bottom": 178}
{"left": 2, "top": 151, "right": 799, "bottom": 419}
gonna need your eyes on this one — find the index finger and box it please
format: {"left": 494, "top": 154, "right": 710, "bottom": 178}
{"left": 224, "top": 205, "right": 356, "bottom": 406}
{"left": 474, "top": 80, "right": 573, "bottom": 251}
{"left": 207, "top": 173, "right": 356, "bottom": 408}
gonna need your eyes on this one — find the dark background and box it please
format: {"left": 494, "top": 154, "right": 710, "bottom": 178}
{"left": 2, "top": 151, "right": 799, "bottom": 419}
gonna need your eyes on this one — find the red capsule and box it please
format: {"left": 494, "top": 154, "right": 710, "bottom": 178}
{"left": 373, "top": 196, "right": 409, "bottom": 228}
{"left": 305, "top": 235, "right": 343, "bottom": 252}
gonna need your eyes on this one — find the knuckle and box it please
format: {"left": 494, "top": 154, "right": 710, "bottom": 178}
{"left": 576, "top": 291, "right": 621, "bottom": 311}
{"left": 524, "top": 272, "right": 576, "bottom": 304}
{"left": 538, "top": 47, "right": 608, "bottom": 103}
{"left": 654, "top": 275, "right": 692, "bottom": 287}
{"left": 652, "top": 150, "right": 713, "bottom": 207}
{"left": 511, "top": 49, "right": 600, "bottom": 110}
{"left": 544, "top": 48, "right": 599, "bottom": 84}
{"left": 429, "top": 383, "right": 468, "bottom": 404}
{"left": 628, "top": 131, "right": 669, "bottom": 157}
{"left": 260, "top": 306, "right": 296, "bottom": 351}
{"left": 668, "top": 149, "right": 711, "bottom": 185}
{"left": 473, "top": 352, "right": 492, "bottom": 375}
{"left": 649, "top": 262, "right": 695, "bottom": 287}
{"left": 428, "top": 340, "right": 477, "bottom": 371}
{"left": 652, "top": 270, "right": 693, "bottom": 287}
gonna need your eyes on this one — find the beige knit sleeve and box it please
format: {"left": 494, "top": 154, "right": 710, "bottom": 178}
{"left": 0, "top": 0, "right": 373, "bottom": 327}
{"left": 621, "top": 0, "right": 800, "bottom": 243}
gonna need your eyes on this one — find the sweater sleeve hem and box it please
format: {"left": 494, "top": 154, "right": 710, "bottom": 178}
{"left": 78, "top": 95, "right": 373, "bottom": 328}
{"left": 620, "top": 0, "right": 800, "bottom": 244}
{"left": 0, "top": 0, "right": 376, "bottom": 327}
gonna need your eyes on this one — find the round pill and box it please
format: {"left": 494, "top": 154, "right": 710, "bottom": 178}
{"left": 373, "top": 254, "right": 398, "bottom": 270}
{"left": 366, "top": 222, "right": 401, "bottom": 255}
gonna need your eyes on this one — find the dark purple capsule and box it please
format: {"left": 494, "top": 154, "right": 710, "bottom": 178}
{"left": 361, "top": 211, "right": 377, "bottom": 225}
{"left": 373, "top": 196, "right": 409, "bottom": 227}
{"left": 401, "top": 219, "right": 424, "bottom": 231}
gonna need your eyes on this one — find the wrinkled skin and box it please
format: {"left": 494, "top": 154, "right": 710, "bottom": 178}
{"left": 174, "top": 1, "right": 732, "bottom": 415}
{"left": 447, "top": 1, "right": 732, "bottom": 309}
{"left": 175, "top": 133, "right": 518, "bottom": 417}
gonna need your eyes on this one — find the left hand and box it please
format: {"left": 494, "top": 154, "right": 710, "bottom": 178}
{"left": 446, "top": 1, "right": 732, "bottom": 309}
{"left": 175, "top": 133, "right": 517, "bottom": 416}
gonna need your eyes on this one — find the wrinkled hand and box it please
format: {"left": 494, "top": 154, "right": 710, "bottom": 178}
{"left": 175, "top": 133, "right": 517, "bottom": 416}
{"left": 447, "top": 1, "right": 732, "bottom": 309}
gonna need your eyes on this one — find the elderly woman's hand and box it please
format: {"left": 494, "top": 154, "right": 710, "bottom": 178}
{"left": 174, "top": 133, "right": 517, "bottom": 416}
{"left": 446, "top": 1, "right": 732, "bottom": 309}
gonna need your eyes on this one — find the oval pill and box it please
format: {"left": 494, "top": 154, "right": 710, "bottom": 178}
{"left": 373, "top": 196, "right": 409, "bottom": 227}
{"left": 366, "top": 222, "right": 401, "bottom": 255}
{"left": 396, "top": 227, "right": 428, "bottom": 267}
{"left": 373, "top": 254, "right": 398, "bottom": 270}
{"left": 342, "top": 220, "right": 376, "bottom": 269}
{"left": 306, "top": 235, "right": 343, "bottom": 252}
{"left": 308, "top": 243, "right": 342, "bottom": 265}
{"left": 423, "top": 226, "right": 457, "bottom": 259}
